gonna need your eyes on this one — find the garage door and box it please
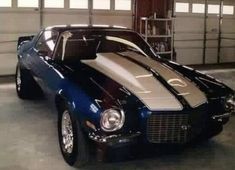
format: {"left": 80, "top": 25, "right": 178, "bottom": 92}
{"left": 221, "top": 0, "right": 235, "bottom": 63}
{"left": 0, "top": 0, "right": 133, "bottom": 76}
{"left": 174, "top": 0, "right": 235, "bottom": 65}
{"left": 0, "top": 0, "right": 40, "bottom": 75}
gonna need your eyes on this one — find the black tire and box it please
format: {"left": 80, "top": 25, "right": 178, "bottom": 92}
{"left": 15, "top": 62, "right": 43, "bottom": 99}
{"left": 58, "top": 102, "right": 89, "bottom": 167}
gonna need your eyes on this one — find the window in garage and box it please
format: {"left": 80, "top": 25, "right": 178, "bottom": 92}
{"left": 18, "top": 0, "right": 38, "bottom": 8}
{"left": 93, "top": 0, "right": 110, "bottom": 10}
{"left": 175, "top": 2, "right": 189, "bottom": 13}
{"left": 115, "top": 0, "right": 131, "bottom": 10}
{"left": 192, "top": 3, "right": 205, "bottom": 13}
{"left": 223, "top": 5, "right": 234, "bottom": 15}
{"left": 0, "top": 0, "right": 11, "bottom": 7}
{"left": 70, "top": 0, "right": 88, "bottom": 9}
{"left": 208, "top": 4, "right": 220, "bottom": 14}
{"left": 44, "top": 0, "right": 64, "bottom": 8}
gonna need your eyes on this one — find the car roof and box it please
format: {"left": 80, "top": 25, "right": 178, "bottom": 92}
{"left": 44, "top": 24, "right": 131, "bottom": 33}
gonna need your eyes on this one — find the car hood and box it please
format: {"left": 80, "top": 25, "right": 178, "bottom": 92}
{"left": 164, "top": 60, "right": 234, "bottom": 99}
{"left": 81, "top": 52, "right": 210, "bottom": 111}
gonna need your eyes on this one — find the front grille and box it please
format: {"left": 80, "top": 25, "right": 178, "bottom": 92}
{"left": 147, "top": 114, "right": 189, "bottom": 144}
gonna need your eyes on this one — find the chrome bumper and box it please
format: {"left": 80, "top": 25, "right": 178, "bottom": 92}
{"left": 88, "top": 131, "right": 141, "bottom": 146}
{"left": 212, "top": 113, "right": 231, "bottom": 122}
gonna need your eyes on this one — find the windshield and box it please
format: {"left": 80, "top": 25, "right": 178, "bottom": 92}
{"left": 54, "top": 30, "right": 157, "bottom": 62}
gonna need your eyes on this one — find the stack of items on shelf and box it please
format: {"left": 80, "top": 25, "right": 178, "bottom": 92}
{"left": 139, "top": 11, "right": 174, "bottom": 60}
{"left": 151, "top": 41, "right": 170, "bottom": 53}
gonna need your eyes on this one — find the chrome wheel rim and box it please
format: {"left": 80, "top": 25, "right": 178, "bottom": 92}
{"left": 61, "top": 110, "right": 74, "bottom": 154}
{"left": 16, "top": 66, "right": 21, "bottom": 91}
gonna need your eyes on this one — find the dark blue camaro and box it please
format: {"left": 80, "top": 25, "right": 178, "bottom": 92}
{"left": 16, "top": 25, "right": 235, "bottom": 167}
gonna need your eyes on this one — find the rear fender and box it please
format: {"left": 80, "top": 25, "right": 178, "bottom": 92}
{"left": 17, "top": 35, "right": 34, "bottom": 48}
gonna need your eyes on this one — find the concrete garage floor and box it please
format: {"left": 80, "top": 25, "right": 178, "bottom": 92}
{"left": 0, "top": 68, "right": 235, "bottom": 170}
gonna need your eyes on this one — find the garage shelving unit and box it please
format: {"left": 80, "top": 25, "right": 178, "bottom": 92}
{"left": 139, "top": 17, "right": 174, "bottom": 60}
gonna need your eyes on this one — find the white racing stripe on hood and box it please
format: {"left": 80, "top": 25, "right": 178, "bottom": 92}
{"left": 82, "top": 53, "right": 183, "bottom": 111}
{"left": 120, "top": 51, "right": 208, "bottom": 108}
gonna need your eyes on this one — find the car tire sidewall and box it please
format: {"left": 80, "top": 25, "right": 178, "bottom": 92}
{"left": 58, "top": 103, "right": 89, "bottom": 167}
{"left": 15, "top": 63, "right": 27, "bottom": 98}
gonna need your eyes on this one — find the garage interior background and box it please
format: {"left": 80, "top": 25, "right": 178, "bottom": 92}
{"left": 0, "top": 0, "right": 235, "bottom": 76}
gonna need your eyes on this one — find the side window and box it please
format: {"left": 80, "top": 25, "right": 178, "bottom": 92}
{"left": 54, "top": 36, "right": 64, "bottom": 61}
{"left": 35, "top": 30, "right": 58, "bottom": 57}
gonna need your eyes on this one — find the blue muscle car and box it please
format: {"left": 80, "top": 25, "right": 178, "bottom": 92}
{"left": 16, "top": 25, "right": 235, "bottom": 167}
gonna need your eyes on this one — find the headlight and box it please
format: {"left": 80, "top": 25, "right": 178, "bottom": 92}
{"left": 225, "top": 95, "right": 235, "bottom": 112}
{"left": 100, "top": 109, "right": 125, "bottom": 132}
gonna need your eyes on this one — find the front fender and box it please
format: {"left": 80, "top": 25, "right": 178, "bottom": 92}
{"left": 165, "top": 60, "right": 234, "bottom": 97}
{"left": 55, "top": 82, "right": 103, "bottom": 132}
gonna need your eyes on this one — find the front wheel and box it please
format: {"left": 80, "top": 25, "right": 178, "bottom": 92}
{"left": 58, "top": 105, "right": 89, "bottom": 167}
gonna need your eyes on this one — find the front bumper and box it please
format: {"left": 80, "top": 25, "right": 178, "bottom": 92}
{"left": 88, "top": 131, "right": 141, "bottom": 148}
{"left": 211, "top": 112, "right": 231, "bottom": 124}
{"left": 88, "top": 112, "right": 230, "bottom": 148}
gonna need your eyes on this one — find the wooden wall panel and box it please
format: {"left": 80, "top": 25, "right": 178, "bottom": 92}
{"left": 134, "top": 0, "right": 171, "bottom": 31}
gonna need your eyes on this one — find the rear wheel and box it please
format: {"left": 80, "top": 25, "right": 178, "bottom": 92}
{"left": 15, "top": 62, "right": 43, "bottom": 99}
{"left": 58, "top": 103, "right": 89, "bottom": 167}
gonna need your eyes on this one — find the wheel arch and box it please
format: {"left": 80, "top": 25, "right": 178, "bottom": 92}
{"left": 55, "top": 93, "right": 75, "bottom": 118}
{"left": 54, "top": 87, "right": 103, "bottom": 132}
{"left": 54, "top": 90, "right": 88, "bottom": 125}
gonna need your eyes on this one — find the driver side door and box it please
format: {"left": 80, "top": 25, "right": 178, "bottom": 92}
{"left": 27, "top": 30, "right": 59, "bottom": 95}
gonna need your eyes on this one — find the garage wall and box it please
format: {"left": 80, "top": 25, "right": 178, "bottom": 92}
{"left": 0, "top": 3, "right": 40, "bottom": 75}
{"left": 174, "top": 0, "right": 235, "bottom": 65}
{"left": 174, "top": 0, "right": 205, "bottom": 65}
{"left": 0, "top": 0, "right": 133, "bottom": 75}
{"left": 221, "top": 0, "right": 235, "bottom": 63}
